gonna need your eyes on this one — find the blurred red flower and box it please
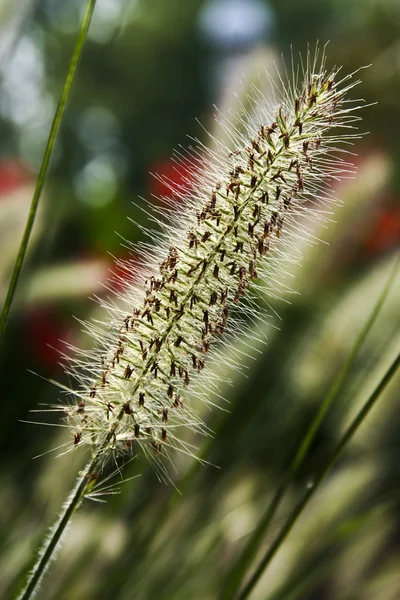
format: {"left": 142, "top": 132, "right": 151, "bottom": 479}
{"left": 24, "top": 308, "right": 72, "bottom": 369}
{"left": 365, "top": 203, "right": 400, "bottom": 254}
{"left": 148, "top": 157, "right": 196, "bottom": 199}
{"left": 0, "top": 159, "right": 32, "bottom": 196}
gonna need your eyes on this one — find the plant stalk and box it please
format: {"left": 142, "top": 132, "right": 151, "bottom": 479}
{"left": 16, "top": 455, "right": 100, "bottom": 600}
{"left": 0, "top": 0, "right": 97, "bottom": 343}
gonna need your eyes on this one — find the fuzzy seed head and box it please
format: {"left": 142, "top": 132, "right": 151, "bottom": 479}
{"left": 57, "top": 48, "right": 364, "bottom": 473}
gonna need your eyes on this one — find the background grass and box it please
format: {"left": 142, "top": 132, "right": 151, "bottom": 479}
{"left": 0, "top": 1, "right": 400, "bottom": 599}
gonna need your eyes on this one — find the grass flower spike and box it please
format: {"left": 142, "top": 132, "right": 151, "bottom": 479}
{"left": 17, "top": 47, "right": 368, "bottom": 600}
{"left": 60, "top": 49, "right": 364, "bottom": 476}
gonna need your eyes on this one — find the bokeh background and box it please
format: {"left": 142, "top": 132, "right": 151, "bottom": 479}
{"left": 1, "top": 1, "right": 400, "bottom": 599}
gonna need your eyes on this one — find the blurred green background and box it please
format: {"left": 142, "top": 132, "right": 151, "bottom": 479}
{"left": 0, "top": 1, "right": 400, "bottom": 599}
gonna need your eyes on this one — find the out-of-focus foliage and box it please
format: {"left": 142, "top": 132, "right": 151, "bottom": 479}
{"left": 0, "top": 1, "right": 399, "bottom": 599}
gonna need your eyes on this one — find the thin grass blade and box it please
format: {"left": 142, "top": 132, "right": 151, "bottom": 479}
{"left": 221, "top": 255, "right": 399, "bottom": 600}
{"left": 0, "top": 0, "right": 97, "bottom": 342}
{"left": 235, "top": 347, "right": 400, "bottom": 600}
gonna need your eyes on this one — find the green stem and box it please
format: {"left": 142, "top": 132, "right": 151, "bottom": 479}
{"left": 0, "top": 0, "right": 97, "bottom": 343}
{"left": 16, "top": 455, "right": 100, "bottom": 600}
{"left": 221, "top": 256, "right": 399, "bottom": 600}
{"left": 236, "top": 349, "right": 400, "bottom": 600}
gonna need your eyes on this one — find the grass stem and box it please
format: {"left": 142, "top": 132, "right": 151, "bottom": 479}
{"left": 16, "top": 455, "right": 99, "bottom": 600}
{"left": 0, "top": 0, "right": 97, "bottom": 343}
